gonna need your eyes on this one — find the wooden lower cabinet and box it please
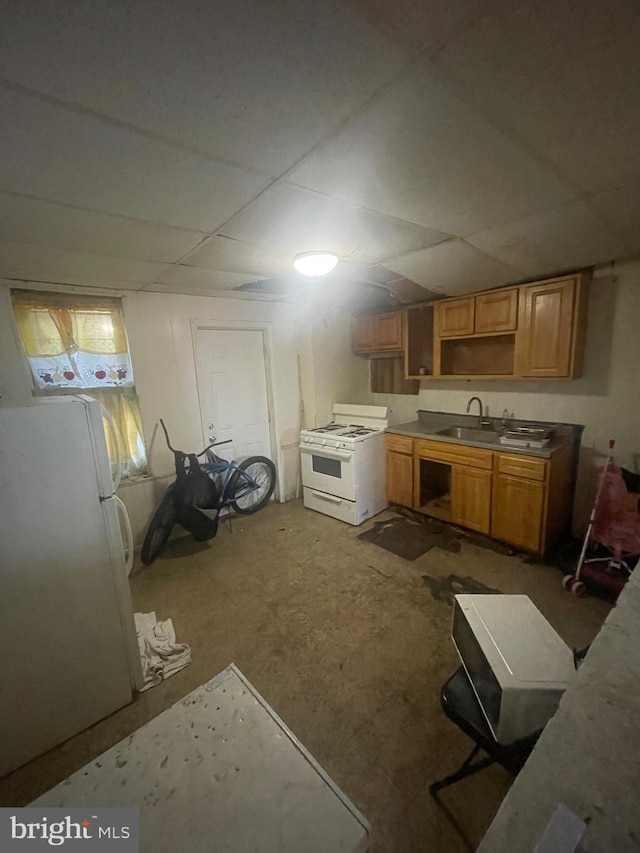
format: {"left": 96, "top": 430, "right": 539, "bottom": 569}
{"left": 386, "top": 450, "right": 414, "bottom": 508}
{"left": 385, "top": 433, "right": 574, "bottom": 554}
{"left": 491, "top": 473, "right": 545, "bottom": 552}
{"left": 385, "top": 434, "right": 414, "bottom": 507}
{"left": 451, "top": 466, "right": 492, "bottom": 534}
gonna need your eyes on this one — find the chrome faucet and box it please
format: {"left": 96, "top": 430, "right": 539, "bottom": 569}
{"left": 466, "top": 396, "right": 490, "bottom": 428}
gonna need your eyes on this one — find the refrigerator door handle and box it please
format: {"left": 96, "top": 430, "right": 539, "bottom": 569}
{"left": 114, "top": 495, "right": 134, "bottom": 575}
{"left": 99, "top": 403, "right": 122, "bottom": 493}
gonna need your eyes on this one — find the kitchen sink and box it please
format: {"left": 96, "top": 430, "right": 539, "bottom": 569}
{"left": 436, "top": 426, "right": 501, "bottom": 443}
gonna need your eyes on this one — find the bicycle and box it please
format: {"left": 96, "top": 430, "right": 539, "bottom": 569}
{"left": 140, "top": 419, "right": 276, "bottom": 566}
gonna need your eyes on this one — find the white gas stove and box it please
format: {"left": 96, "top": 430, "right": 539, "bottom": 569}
{"left": 300, "top": 404, "right": 389, "bottom": 526}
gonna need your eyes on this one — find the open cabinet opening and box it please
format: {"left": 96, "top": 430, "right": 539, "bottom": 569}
{"left": 417, "top": 459, "right": 452, "bottom": 521}
{"left": 439, "top": 334, "right": 515, "bottom": 376}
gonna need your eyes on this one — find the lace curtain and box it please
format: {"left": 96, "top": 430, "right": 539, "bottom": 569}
{"left": 12, "top": 290, "right": 148, "bottom": 478}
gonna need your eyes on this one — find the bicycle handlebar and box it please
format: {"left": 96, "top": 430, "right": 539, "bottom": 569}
{"left": 159, "top": 418, "right": 232, "bottom": 457}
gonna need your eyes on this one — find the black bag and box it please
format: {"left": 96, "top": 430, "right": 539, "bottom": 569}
{"left": 172, "top": 452, "right": 220, "bottom": 541}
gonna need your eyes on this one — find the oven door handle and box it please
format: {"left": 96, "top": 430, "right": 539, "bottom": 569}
{"left": 311, "top": 491, "right": 343, "bottom": 504}
{"left": 300, "top": 445, "right": 353, "bottom": 462}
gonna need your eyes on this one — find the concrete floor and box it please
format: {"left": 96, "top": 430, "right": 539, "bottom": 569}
{"left": 1, "top": 500, "right": 610, "bottom": 851}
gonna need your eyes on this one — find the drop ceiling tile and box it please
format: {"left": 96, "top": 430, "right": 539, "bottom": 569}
{"left": 589, "top": 183, "right": 640, "bottom": 255}
{"left": 153, "top": 265, "right": 264, "bottom": 291}
{"left": 9, "top": 275, "right": 147, "bottom": 292}
{"left": 386, "top": 240, "right": 522, "bottom": 294}
{"left": 346, "top": 0, "right": 490, "bottom": 56}
{"left": 432, "top": 0, "right": 640, "bottom": 193}
{"left": 0, "top": 89, "right": 270, "bottom": 232}
{"left": 0, "top": 193, "right": 206, "bottom": 262}
{"left": 289, "top": 70, "right": 575, "bottom": 236}
{"left": 183, "top": 236, "right": 293, "bottom": 279}
{"left": 466, "top": 202, "right": 627, "bottom": 277}
{"left": 0, "top": 0, "right": 404, "bottom": 176}
{"left": 220, "top": 183, "right": 449, "bottom": 264}
{"left": 142, "top": 282, "right": 278, "bottom": 301}
{"left": 0, "top": 240, "right": 170, "bottom": 284}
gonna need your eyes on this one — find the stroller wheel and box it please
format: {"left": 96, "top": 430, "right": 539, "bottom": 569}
{"left": 563, "top": 575, "right": 585, "bottom": 596}
{"left": 570, "top": 580, "right": 586, "bottom": 596}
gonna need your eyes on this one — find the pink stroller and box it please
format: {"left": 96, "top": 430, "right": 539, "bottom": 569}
{"left": 563, "top": 440, "right": 640, "bottom": 596}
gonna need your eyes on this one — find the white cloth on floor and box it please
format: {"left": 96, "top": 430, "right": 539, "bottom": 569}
{"left": 134, "top": 611, "right": 192, "bottom": 692}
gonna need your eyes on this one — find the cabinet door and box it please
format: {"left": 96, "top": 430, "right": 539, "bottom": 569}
{"left": 491, "top": 474, "right": 544, "bottom": 552}
{"left": 475, "top": 288, "right": 518, "bottom": 333}
{"left": 518, "top": 279, "right": 575, "bottom": 377}
{"left": 436, "top": 298, "right": 475, "bottom": 337}
{"left": 451, "top": 466, "right": 491, "bottom": 533}
{"left": 375, "top": 311, "right": 403, "bottom": 350}
{"left": 351, "top": 314, "right": 375, "bottom": 352}
{"left": 386, "top": 450, "right": 414, "bottom": 507}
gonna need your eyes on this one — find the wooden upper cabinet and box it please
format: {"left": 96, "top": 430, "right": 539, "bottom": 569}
{"left": 351, "top": 314, "right": 376, "bottom": 352}
{"left": 517, "top": 278, "right": 577, "bottom": 377}
{"left": 435, "top": 297, "right": 475, "bottom": 337}
{"left": 352, "top": 310, "right": 403, "bottom": 353}
{"left": 475, "top": 288, "right": 518, "bottom": 333}
{"left": 376, "top": 311, "right": 403, "bottom": 350}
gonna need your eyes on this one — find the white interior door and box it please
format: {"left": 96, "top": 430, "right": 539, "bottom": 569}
{"left": 195, "top": 328, "right": 272, "bottom": 463}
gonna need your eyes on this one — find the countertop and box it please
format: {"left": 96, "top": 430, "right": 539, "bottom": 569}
{"left": 385, "top": 411, "right": 578, "bottom": 459}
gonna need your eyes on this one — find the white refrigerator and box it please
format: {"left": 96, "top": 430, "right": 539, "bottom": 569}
{"left": 0, "top": 395, "right": 143, "bottom": 778}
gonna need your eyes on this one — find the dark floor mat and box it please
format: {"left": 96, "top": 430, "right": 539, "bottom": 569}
{"left": 358, "top": 517, "right": 447, "bottom": 560}
{"left": 390, "top": 505, "right": 515, "bottom": 556}
{"left": 422, "top": 573, "right": 501, "bottom": 606}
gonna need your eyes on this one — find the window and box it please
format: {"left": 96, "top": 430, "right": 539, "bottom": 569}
{"left": 12, "top": 289, "right": 148, "bottom": 478}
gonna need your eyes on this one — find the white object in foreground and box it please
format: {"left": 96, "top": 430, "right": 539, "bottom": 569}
{"left": 32, "top": 664, "right": 370, "bottom": 853}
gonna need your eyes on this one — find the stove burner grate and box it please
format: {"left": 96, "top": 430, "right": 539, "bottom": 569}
{"left": 309, "top": 422, "right": 347, "bottom": 433}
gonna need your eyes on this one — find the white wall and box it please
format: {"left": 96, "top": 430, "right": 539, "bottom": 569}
{"left": 306, "top": 302, "right": 369, "bottom": 427}
{"left": 0, "top": 281, "right": 317, "bottom": 544}
{"left": 366, "top": 257, "right": 640, "bottom": 531}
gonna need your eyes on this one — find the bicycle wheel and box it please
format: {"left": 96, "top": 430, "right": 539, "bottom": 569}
{"left": 227, "top": 456, "right": 276, "bottom": 515}
{"left": 140, "top": 487, "right": 177, "bottom": 565}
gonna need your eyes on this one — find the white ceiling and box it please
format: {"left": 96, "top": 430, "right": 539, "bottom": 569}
{"left": 0, "top": 0, "right": 638, "bottom": 301}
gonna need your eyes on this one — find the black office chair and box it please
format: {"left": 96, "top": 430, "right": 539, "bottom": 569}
{"left": 429, "top": 667, "right": 541, "bottom": 797}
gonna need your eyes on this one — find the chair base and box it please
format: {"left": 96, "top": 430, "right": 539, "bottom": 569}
{"left": 430, "top": 668, "right": 541, "bottom": 796}
{"left": 429, "top": 744, "right": 498, "bottom": 796}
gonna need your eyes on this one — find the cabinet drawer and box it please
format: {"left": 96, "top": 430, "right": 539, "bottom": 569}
{"left": 496, "top": 453, "right": 547, "bottom": 481}
{"left": 415, "top": 439, "right": 492, "bottom": 470}
{"left": 385, "top": 434, "right": 414, "bottom": 455}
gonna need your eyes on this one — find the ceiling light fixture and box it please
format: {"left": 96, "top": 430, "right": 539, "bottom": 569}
{"left": 293, "top": 251, "right": 339, "bottom": 277}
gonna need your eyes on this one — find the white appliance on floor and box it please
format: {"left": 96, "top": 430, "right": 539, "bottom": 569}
{"left": 300, "top": 403, "right": 389, "bottom": 526}
{"left": 0, "top": 395, "right": 143, "bottom": 778}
